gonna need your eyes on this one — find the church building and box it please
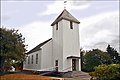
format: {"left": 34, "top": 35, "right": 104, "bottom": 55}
{"left": 23, "top": 9, "right": 81, "bottom": 72}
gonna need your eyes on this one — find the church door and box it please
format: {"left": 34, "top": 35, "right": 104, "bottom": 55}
{"left": 72, "top": 59, "right": 76, "bottom": 71}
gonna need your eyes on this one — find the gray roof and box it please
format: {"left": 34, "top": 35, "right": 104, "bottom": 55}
{"left": 67, "top": 56, "right": 81, "bottom": 59}
{"left": 51, "top": 9, "right": 80, "bottom": 26}
{"left": 27, "top": 38, "right": 52, "bottom": 54}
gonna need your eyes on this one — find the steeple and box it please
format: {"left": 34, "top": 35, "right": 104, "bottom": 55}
{"left": 52, "top": 8, "right": 81, "bottom": 71}
{"left": 51, "top": 9, "right": 80, "bottom": 26}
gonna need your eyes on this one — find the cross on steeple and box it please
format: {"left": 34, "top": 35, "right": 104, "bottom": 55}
{"left": 64, "top": 0, "right": 67, "bottom": 9}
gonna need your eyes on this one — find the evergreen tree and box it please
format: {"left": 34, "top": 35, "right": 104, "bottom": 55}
{"left": 80, "top": 48, "right": 85, "bottom": 71}
{"left": 106, "top": 44, "right": 120, "bottom": 64}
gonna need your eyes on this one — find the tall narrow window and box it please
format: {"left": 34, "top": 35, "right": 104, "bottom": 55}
{"left": 55, "top": 60, "right": 58, "bottom": 71}
{"left": 31, "top": 55, "right": 33, "bottom": 64}
{"left": 28, "top": 56, "right": 30, "bottom": 64}
{"left": 36, "top": 54, "right": 38, "bottom": 64}
{"left": 70, "top": 21, "right": 73, "bottom": 29}
{"left": 56, "top": 23, "right": 58, "bottom": 30}
{"left": 25, "top": 58, "right": 27, "bottom": 64}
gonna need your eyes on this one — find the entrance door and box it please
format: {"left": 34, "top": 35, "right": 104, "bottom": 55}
{"left": 72, "top": 59, "right": 76, "bottom": 71}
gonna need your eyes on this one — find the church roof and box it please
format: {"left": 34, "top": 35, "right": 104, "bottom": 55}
{"left": 67, "top": 56, "right": 80, "bottom": 59}
{"left": 27, "top": 38, "right": 52, "bottom": 54}
{"left": 51, "top": 9, "right": 80, "bottom": 26}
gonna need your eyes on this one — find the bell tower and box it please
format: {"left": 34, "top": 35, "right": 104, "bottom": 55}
{"left": 51, "top": 9, "right": 81, "bottom": 71}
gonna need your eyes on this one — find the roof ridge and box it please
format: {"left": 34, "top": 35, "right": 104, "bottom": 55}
{"left": 27, "top": 38, "right": 52, "bottom": 54}
{"left": 51, "top": 9, "right": 80, "bottom": 26}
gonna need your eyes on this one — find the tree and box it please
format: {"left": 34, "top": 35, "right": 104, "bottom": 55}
{"left": 106, "top": 44, "right": 120, "bottom": 64}
{"left": 0, "top": 27, "right": 26, "bottom": 75}
{"left": 80, "top": 48, "right": 85, "bottom": 71}
{"left": 83, "top": 49, "right": 112, "bottom": 72}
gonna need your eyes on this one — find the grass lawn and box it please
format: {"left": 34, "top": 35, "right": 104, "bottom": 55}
{"left": 0, "top": 74, "right": 60, "bottom": 80}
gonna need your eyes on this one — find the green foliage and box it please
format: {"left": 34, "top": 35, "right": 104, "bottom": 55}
{"left": 106, "top": 44, "right": 120, "bottom": 64}
{"left": 4, "top": 59, "right": 13, "bottom": 71}
{"left": 0, "top": 28, "right": 26, "bottom": 60}
{"left": 83, "top": 49, "right": 112, "bottom": 72}
{"left": 0, "top": 27, "right": 26, "bottom": 74}
{"left": 80, "top": 48, "right": 85, "bottom": 71}
{"left": 90, "top": 64, "right": 120, "bottom": 80}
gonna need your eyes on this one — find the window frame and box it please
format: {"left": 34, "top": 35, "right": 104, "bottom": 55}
{"left": 70, "top": 21, "right": 73, "bottom": 29}
{"left": 28, "top": 56, "right": 30, "bottom": 64}
{"left": 55, "top": 60, "right": 58, "bottom": 71}
{"left": 56, "top": 22, "right": 58, "bottom": 30}
{"left": 31, "top": 55, "right": 33, "bottom": 64}
{"left": 36, "top": 54, "right": 38, "bottom": 64}
{"left": 55, "top": 60, "right": 58, "bottom": 66}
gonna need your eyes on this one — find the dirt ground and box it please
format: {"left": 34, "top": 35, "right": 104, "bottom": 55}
{"left": 0, "top": 74, "right": 61, "bottom": 80}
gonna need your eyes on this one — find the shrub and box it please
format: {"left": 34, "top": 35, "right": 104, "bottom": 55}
{"left": 89, "top": 64, "right": 120, "bottom": 80}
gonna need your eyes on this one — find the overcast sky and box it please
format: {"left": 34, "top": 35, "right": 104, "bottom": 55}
{"left": 1, "top": 0, "right": 119, "bottom": 53}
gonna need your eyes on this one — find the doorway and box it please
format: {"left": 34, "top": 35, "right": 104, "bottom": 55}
{"left": 72, "top": 59, "right": 76, "bottom": 71}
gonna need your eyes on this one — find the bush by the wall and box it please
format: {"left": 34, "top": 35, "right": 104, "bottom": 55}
{"left": 89, "top": 64, "right": 120, "bottom": 80}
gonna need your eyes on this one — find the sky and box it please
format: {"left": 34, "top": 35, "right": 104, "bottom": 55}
{"left": 1, "top": 0, "right": 119, "bottom": 53}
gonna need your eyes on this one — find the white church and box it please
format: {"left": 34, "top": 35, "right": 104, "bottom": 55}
{"left": 23, "top": 9, "right": 81, "bottom": 72}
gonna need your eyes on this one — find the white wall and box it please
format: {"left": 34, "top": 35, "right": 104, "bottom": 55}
{"left": 41, "top": 39, "right": 53, "bottom": 70}
{"left": 23, "top": 39, "right": 53, "bottom": 71}
{"left": 62, "top": 19, "right": 80, "bottom": 71}
{"left": 79, "top": 59, "right": 81, "bottom": 71}
{"left": 23, "top": 50, "right": 41, "bottom": 71}
{"left": 62, "top": 59, "right": 72, "bottom": 72}
{"left": 52, "top": 19, "right": 81, "bottom": 72}
{"left": 52, "top": 20, "right": 63, "bottom": 71}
